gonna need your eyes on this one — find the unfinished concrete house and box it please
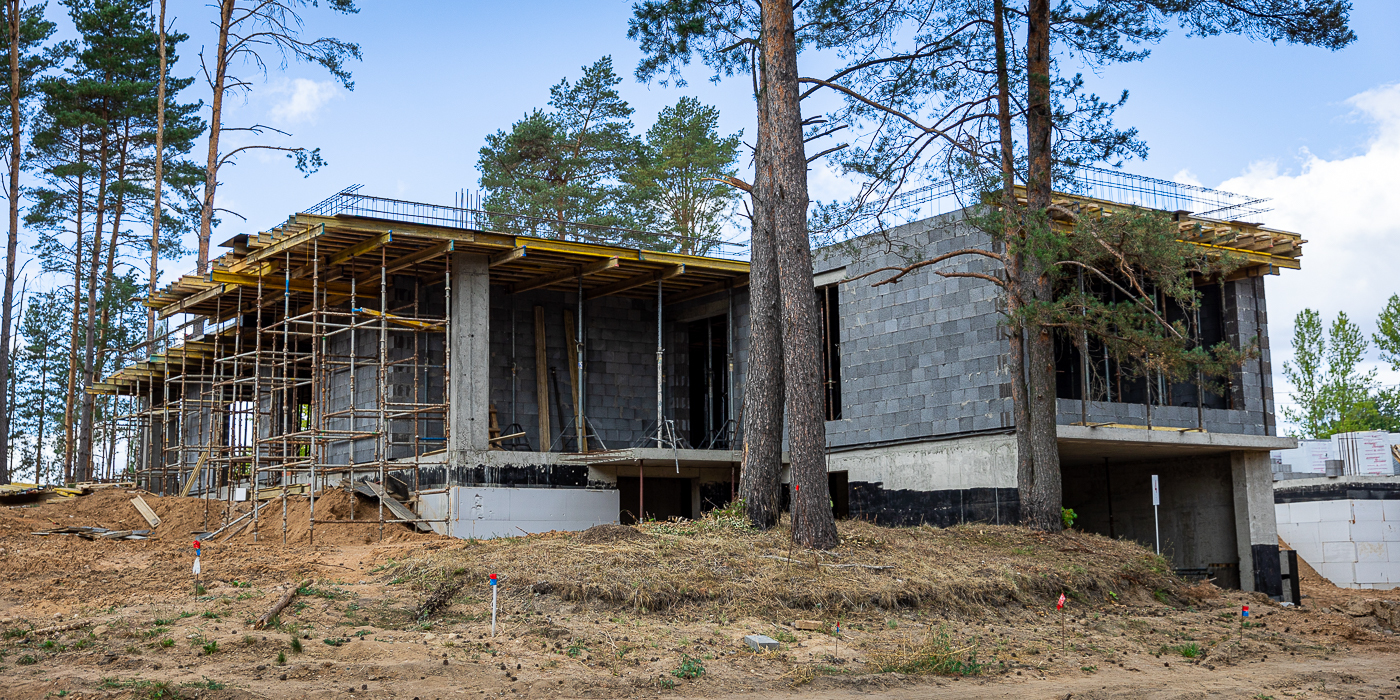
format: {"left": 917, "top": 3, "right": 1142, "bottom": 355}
{"left": 99, "top": 167, "right": 1301, "bottom": 596}
{"left": 811, "top": 167, "right": 1301, "bottom": 596}
{"left": 98, "top": 190, "right": 753, "bottom": 540}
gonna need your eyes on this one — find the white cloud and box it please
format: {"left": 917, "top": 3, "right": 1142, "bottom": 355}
{"left": 1215, "top": 83, "right": 1400, "bottom": 426}
{"left": 1171, "top": 168, "right": 1203, "bottom": 187}
{"left": 268, "top": 78, "right": 342, "bottom": 123}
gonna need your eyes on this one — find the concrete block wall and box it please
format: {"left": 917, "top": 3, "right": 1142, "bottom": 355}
{"left": 485, "top": 286, "right": 750, "bottom": 453}
{"left": 812, "top": 210, "right": 1276, "bottom": 447}
{"left": 1276, "top": 499, "right": 1400, "bottom": 589}
{"left": 813, "top": 214, "right": 1011, "bottom": 449}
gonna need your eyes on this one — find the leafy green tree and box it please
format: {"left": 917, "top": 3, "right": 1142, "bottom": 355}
{"left": 630, "top": 96, "right": 741, "bottom": 255}
{"left": 478, "top": 56, "right": 645, "bottom": 242}
{"left": 13, "top": 289, "right": 70, "bottom": 483}
{"left": 1282, "top": 308, "right": 1395, "bottom": 438}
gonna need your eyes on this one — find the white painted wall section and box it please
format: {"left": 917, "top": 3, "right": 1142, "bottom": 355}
{"left": 418, "top": 487, "right": 619, "bottom": 539}
{"left": 825, "top": 433, "right": 1017, "bottom": 491}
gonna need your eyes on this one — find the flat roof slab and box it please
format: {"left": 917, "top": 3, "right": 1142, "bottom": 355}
{"left": 1058, "top": 424, "right": 1296, "bottom": 466}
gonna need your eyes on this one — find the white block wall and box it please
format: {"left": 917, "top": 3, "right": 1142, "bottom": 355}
{"left": 1276, "top": 499, "right": 1400, "bottom": 589}
{"left": 417, "top": 487, "right": 620, "bottom": 539}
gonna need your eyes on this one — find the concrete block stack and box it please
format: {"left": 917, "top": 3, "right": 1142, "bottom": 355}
{"left": 1276, "top": 499, "right": 1400, "bottom": 589}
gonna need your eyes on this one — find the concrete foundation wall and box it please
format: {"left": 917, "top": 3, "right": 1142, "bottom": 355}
{"left": 1275, "top": 476, "right": 1400, "bottom": 589}
{"left": 417, "top": 485, "right": 619, "bottom": 539}
{"left": 827, "top": 433, "right": 1019, "bottom": 526}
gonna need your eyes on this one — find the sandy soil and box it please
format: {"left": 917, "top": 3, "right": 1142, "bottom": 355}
{"left": 0, "top": 490, "right": 1397, "bottom": 700}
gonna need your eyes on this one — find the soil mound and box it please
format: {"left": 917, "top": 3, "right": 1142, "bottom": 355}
{"left": 575, "top": 523, "right": 647, "bottom": 544}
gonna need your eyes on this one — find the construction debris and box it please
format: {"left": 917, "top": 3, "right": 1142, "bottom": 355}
{"left": 353, "top": 482, "right": 432, "bottom": 532}
{"left": 29, "top": 526, "right": 150, "bottom": 540}
{"left": 129, "top": 495, "right": 161, "bottom": 528}
{"left": 255, "top": 579, "right": 312, "bottom": 630}
{"left": 744, "top": 634, "right": 779, "bottom": 651}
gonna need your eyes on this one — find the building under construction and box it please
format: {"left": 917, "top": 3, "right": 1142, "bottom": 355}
{"left": 100, "top": 171, "right": 1308, "bottom": 597}
{"left": 97, "top": 190, "right": 754, "bottom": 541}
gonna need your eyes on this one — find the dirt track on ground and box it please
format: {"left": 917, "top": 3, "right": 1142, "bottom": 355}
{"left": 0, "top": 490, "right": 1397, "bottom": 700}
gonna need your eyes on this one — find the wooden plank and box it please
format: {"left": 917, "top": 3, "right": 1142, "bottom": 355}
{"left": 157, "top": 283, "right": 228, "bottom": 319}
{"left": 563, "top": 310, "right": 585, "bottom": 453}
{"left": 534, "top": 306, "right": 549, "bottom": 452}
{"left": 665, "top": 274, "right": 749, "bottom": 306}
{"left": 130, "top": 495, "right": 161, "bottom": 528}
{"left": 353, "top": 482, "right": 431, "bottom": 531}
{"left": 207, "top": 270, "right": 355, "bottom": 295}
{"left": 179, "top": 451, "right": 209, "bottom": 498}
{"left": 326, "top": 231, "right": 392, "bottom": 267}
{"left": 509, "top": 257, "right": 618, "bottom": 295}
{"left": 489, "top": 246, "right": 526, "bottom": 267}
{"left": 584, "top": 265, "right": 684, "bottom": 300}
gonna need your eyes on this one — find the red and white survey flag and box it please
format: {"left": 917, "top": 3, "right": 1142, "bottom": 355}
{"left": 1057, "top": 593, "right": 1066, "bottom": 610}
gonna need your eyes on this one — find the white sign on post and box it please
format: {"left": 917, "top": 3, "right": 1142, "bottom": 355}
{"left": 1151, "top": 475, "right": 1161, "bottom": 555}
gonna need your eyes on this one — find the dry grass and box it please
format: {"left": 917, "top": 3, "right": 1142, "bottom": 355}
{"left": 386, "top": 510, "right": 1181, "bottom": 623}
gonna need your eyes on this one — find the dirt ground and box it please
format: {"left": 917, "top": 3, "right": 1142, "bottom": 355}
{"left": 1, "top": 490, "right": 1398, "bottom": 700}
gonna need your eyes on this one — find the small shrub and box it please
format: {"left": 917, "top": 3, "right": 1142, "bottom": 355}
{"left": 200, "top": 611, "right": 219, "bottom": 620}
{"left": 202, "top": 640, "right": 218, "bottom": 656}
{"left": 194, "top": 583, "right": 206, "bottom": 596}
{"left": 772, "top": 629, "right": 797, "bottom": 643}
{"left": 159, "top": 638, "right": 174, "bottom": 648}
{"left": 1061, "top": 507, "right": 1078, "bottom": 529}
{"left": 1173, "top": 643, "right": 1202, "bottom": 659}
{"left": 290, "top": 637, "right": 302, "bottom": 654}
{"left": 671, "top": 655, "right": 705, "bottom": 680}
{"left": 277, "top": 651, "right": 286, "bottom": 665}
{"left": 658, "top": 678, "right": 675, "bottom": 690}
{"left": 17, "top": 654, "right": 36, "bottom": 665}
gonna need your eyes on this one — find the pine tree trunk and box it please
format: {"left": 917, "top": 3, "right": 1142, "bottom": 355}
{"left": 148, "top": 0, "right": 167, "bottom": 342}
{"left": 0, "top": 0, "right": 20, "bottom": 484}
{"left": 739, "top": 61, "right": 783, "bottom": 530}
{"left": 76, "top": 126, "right": 112, "bottom": 482}
{"left": 198, "top": 0, "right": 235, "bottom": 274}
{"left": 1018, "top": 0, "right": 1063, "bottom": 532}
{"left": 760, "top": 0, "right": 837, "bottom": 550}
{"left": 63, "top": 170, "right": 85, "bottom": 484}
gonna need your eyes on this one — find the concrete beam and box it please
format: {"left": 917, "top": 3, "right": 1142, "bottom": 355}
{"left": 1058, "top": 425, "right": 1295, "bottom": 466}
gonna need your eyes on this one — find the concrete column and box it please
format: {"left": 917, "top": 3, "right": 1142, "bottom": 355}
{"left": 449, "top": 253, "right": 491, "bottom": 457}
{"left": 1231, "top": 450, "right": 1281, "bottom": 596}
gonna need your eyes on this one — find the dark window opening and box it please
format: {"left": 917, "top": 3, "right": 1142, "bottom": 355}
{"left": 617, "top": 476, "right": 692, "bottom": 524}
{"left": 829, "top": 471, "right": 849, "bottom": 519}
{"left": 817, "top": 284, "right": 843, "bottom": 420}
{"left": 1054, "top": 280, "right": 1229, "bottom": 409}
{"left": 686, "top": 315, "right": 730, "bottom": 448}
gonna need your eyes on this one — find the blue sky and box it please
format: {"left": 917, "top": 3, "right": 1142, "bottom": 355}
{"left": 24, "top": 0, "right": 1400, "bottom": 432}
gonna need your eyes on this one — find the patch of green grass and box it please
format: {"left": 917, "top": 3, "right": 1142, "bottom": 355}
{"left": 200, "top": 611, "right": 219, "bottom": 620}
{"left": 1153, "top": 589, "right": 1170, "bottom": 604}
{"left": 158, "top": 639, "right": 174, "bottom": 649}
{"left": 658, "top": 678, "right": 675, "bottom": 690}
{"left": 1081, "top": 665, "right": 1098, "bottom": 673}
{"left": 202, "top": 640, "right": 218, "bottom": 656}
{"left": 142, "top": 627, "right": 170, "bottom": 639}
{"left": 290, "top": 637, "right": 302, "bottom": 654}
{"left": 277, "top": 651, "right": 286, "bottom": 665}
{"left": 193, "top": 583, "right": 206, "bottom": 596}
{"left": 1168, "top": 643, "right": 1202, "bottom": 659}
{"left": 17, "top": 654, "right": 36, "bottom": 665}
{"left": 772, "top": 629, "right": 797, "bottom": 643}
{"left": 181, "top": 677, "right": 225, "bottom": 690}
{"left": 322, "top": 638, "right": 345, "bottom": 647}
{"left": 177, "top": 612, "right": 195, "bottom": 619}
{"left": 153, "top": 618, "right": 173, "bottom": 626}
{"left": 3, "top": 627, "right": 29, "bottom": 639}
{"left": 565, "top": 641, "right": 588, "bottom": 658}
{"left": 671, "top": 654, "right": 705, "bottom": 680}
